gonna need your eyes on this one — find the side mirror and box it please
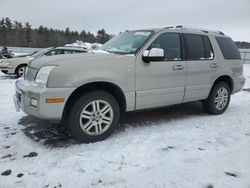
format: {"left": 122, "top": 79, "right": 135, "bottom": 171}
{"left": 142, "top": 48, "right": 164, "bottom": 63}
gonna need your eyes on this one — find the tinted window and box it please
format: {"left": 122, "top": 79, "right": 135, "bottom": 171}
{"left": 44, "top": 50, "right": 56, "bottom": 56}
{"left": 203, "top": 36, "right": 214, "bottom": 59}
{"left": 64, "top": 50, "right": 84, "bottom": 54}
{"left": 216, "top": 37, "right": 241, "bottom": 59}
{"left": 149, "top": 33, "right": 181, "bottom": 60}
{"left": 44, "top": 49, "right": 63, "bottom": 56}
{"left": 185, "top": 34, "right": 214, "bottom": 60}
{"left": 185, "top": 34, "right": 205, "bottom": 60}
{"left": 64, "top": 50, "right": 74, "bottom": 54}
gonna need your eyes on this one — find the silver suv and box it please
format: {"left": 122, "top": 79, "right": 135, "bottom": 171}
{"left": 14, "top": 26, "right": 246, "bottom": 143}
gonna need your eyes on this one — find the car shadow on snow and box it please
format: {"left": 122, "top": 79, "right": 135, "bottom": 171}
{"left": 18, "top": 116, "right": 77, "bottom": 148}
{"left": 18, "top": 102, "right": 207, "bottom": 148}
{"left": 122, "top": 102, "right": 206, "bottom": 127}
{"left": 0, "top": 74, "right": 17, "bottom": 80}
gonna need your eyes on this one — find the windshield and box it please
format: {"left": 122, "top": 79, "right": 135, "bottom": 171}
{"left": 31, "top": 49, "right": 50, "bottom": 58}
{"left": 101, "top": 30, "right": 154, "bottom": 54}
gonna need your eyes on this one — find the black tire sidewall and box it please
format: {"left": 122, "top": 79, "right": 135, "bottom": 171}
{"left": 203, "top": 82, "right": 231, "bottom": 115}
{"left": 67, "top": 90, "right": 120, "bottom": 143}
{"left": 16, "top": 65, "right": 26, "bottom": 78}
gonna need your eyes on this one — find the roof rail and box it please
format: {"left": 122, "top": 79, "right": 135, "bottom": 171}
{"left": 164, "top": 26, "right": 174, "bottom": 29}
{"left": 175, "top": 25, "right": 225, "bottom": 35}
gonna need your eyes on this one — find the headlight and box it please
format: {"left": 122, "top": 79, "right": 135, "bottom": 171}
{"left": 1, "top": 61, "right": 10, "bottom": 66}
{"left": 3, "top": 62, "right": 10, "bottom": 66}
{"left": 34, "top": 66, "right": 56, "bottom": 88}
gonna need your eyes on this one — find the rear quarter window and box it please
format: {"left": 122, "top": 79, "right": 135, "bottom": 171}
{"left": 216, "top": 37, "right": 241, "bottom": 60}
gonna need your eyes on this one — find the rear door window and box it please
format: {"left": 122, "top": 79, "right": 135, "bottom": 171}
{"left": 184, "top": 34, "right": 214, "bottom": 60}
{"left": 203, "top": 36, "right": 214, "bottom": 59}
{"left": 216, "top": 37, "right": 241, "bottom": 59}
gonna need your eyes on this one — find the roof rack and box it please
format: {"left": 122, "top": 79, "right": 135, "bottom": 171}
{"left": 174, "top": 25, "right": 225, "bottom": 35}
{"left": 164, "top": 26, "right": 174, "bottom": 29}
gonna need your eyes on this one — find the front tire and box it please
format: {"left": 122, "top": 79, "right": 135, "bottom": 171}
{"left": 67, "top": 90, "right": 120, "bottom": 143}
{"left": 16, "top": 65, "right": 27, "bottom": 78}
{"left": 203, "top": 82, "right": 231, "bottom": 115}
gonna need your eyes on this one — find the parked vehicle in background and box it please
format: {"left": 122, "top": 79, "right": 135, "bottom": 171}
{"left": 0, "top": 46, "right": 87, "bottom": 77}
{"left": 14, "top": 26, "right": 246, "bottom": 143}
{"left": 239, "top": 49, "right": 250, "bottom": 64}
{"left": 1, "top": 47, "right": 14, "bottom": 58}
{"left": 0, "top": 51, "right": 3, "bottom": 59}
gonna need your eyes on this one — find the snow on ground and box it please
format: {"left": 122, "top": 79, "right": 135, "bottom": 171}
{"left": 244, "top": 64, "right": 250, "bottom": 89}
{"left": 0, "top": 65, "right": 250, "bottom": 188}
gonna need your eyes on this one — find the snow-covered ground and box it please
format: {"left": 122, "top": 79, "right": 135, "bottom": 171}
{"left": 0, "top": 65, "right": 250, "bottom": 188}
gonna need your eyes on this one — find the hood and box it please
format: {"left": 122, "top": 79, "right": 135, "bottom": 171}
{"left": 2, "top": 56, "right": 34, "bottom": 64}
{"left": 29, "top": 52, "right": 134, "bottom": 69}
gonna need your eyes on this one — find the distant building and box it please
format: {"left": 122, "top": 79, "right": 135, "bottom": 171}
{"left": 239, "top": 49, "right": 250, "bottom": 64}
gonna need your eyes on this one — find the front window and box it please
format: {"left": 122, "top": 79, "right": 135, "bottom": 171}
{"left": 44, "top": 49, "right": 64, "bottom": 56}
{"left": 101, "top": 30, "right": 154, "bottom": 54}
{"left": 31, "top": 49, "right": 50, "bottom": 58}
{"left": 148, "top": 33, "right": 182, "bottom": 61}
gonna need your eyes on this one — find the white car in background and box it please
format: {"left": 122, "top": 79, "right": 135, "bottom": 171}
{"left": 0, "top": 46, "right": 87, "bottom": 77}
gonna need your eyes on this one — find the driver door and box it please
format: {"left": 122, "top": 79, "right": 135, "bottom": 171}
{"left": 135, "top": 32, "right": 186, "bottom": 110}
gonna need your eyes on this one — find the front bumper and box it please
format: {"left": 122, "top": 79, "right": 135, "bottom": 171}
{"left": 14, "top": 78, "right": 76, "bottom": 120}
{"left": 0, "top": 62, "right": 15, "bottom": 74}
{"left": 0, "top": 67, "right": 14, "bottom": 74}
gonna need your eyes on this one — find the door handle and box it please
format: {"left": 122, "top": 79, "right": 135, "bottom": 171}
{"left": 173, "top": 65, "right": 184, "bottom": 70}
{"left": 210, "top": 63, "right": 218, "bottom": 68}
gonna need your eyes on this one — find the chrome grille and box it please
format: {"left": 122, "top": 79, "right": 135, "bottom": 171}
{"left": 24, "top": 67, "right": 38, "bottom": 82}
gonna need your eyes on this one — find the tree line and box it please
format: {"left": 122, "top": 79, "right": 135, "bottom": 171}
{"left": 0, "top": 17, "right": 250, "bottom": 49}
{"left": 235, "top": 41, "right": 250, "bottom": 49}
{"left": 0, "top": 17, "right": 113, "bottom": 48}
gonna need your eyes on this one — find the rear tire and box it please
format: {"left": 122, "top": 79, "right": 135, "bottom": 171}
{"left": 16, "top": 65, "right": 27, "bottom": 78}
{"left": 67, "top": 90, "right": 120, "bottom": 143}
{"left": 203, "top": 82, "right": 231, "bottom": 115}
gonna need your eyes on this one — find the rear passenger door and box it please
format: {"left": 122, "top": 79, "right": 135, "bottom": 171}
{"left": 183, "top": 33, "right": 218, "bottom": 102}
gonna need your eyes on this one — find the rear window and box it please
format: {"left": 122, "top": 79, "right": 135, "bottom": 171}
{"left": 216, "top": 37, "right": 241, "bottom": 60}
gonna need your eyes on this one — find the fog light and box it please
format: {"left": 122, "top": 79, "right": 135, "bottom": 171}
{"left": 30, "top": 98, "right": 38, "bottom": 107}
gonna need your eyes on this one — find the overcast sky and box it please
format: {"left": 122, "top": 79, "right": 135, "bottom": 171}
{"left": 0, "top": 0, "right": 249, "bottom": 41}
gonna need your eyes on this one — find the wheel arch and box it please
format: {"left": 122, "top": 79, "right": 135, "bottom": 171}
{"left": 212, "top": 75, "right": 234, "bottom": 93}
{"left": 62, "top": 81, "right": 127, "bottom": 121}
{"left": 15, "top": 63, "right": 28, "bottom": 74}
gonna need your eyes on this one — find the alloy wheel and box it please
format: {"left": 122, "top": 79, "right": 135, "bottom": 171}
{"left": 214, "top": 87, "right": 228, "bottom": 110}
{"left": 79, "top": 100, "right": 114, "bottom": 136}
